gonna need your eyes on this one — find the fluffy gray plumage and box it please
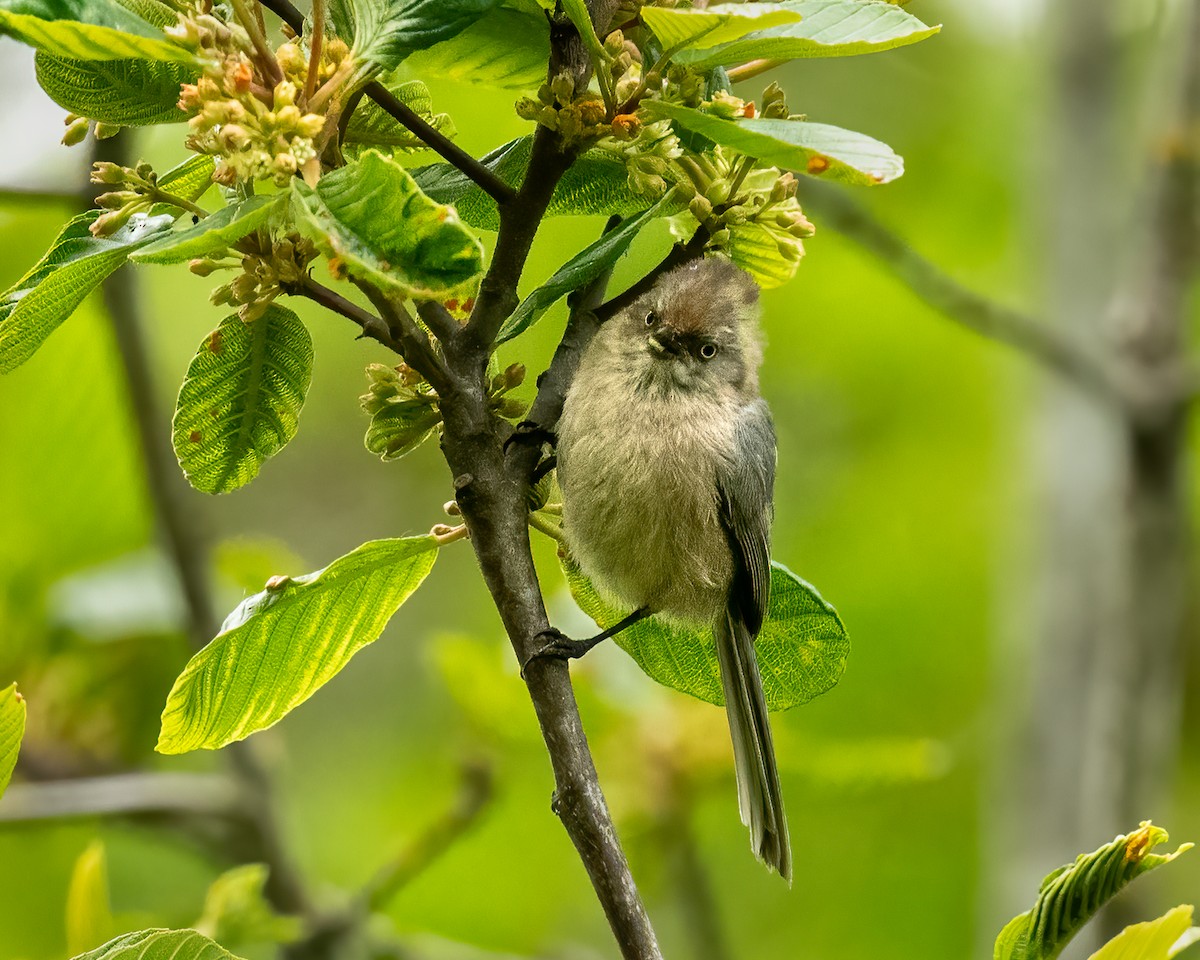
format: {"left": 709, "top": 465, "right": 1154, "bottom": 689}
{"left": 557, "top": 256, "right": 791, "bottom": 882}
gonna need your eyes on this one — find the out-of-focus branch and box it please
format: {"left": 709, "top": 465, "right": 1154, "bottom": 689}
{"left": 0, "top": 185, "right": 83, "bottom": 206}
{"left": 0, "top": 772, "right": 242, "bottom": 823}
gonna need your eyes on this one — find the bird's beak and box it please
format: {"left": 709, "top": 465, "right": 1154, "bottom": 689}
{"left": 648, "top": 331, "right": 683, "bottom": 357}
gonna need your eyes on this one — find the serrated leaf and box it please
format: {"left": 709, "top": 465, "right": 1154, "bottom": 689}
{"left": 66, "top": 841, "right": 113, "bottom": 956}
{"left": 0, "top": 0, "right": 199, "bottom": 62}
{"left": 406, "top": 7, "right": 547, "bottom": 89}
{"left": 172, "top": 306, "right": 312, "bottom": 495}
{"left": 645, "top": 100, "right": 903, "bottom": 185}
{"left": 727, "top": 219, "right": 804, "bottom": 288}
{"left": 564, "top": 559, "right": 848, "bottom": 710}
{"left": 346, "top": 0, "right": 497, "bottom": 75}
{"left": 292, "top": 150, "right": 484, "bottom": 297}
{"left": 1086, "top": 906, "right": 1197, "bottom": 960}
{"left": 159, "top": 154, "right": 217, "bottom": 203}
{"left": 413, "top": 137, "right": 647, "bottom": 230}
{"left": 994, "top": 822, "right": 1194, "bottom": 960}
{"left": 675, "top": 0, "right": 940, "bottom": 68}
{"left": 498, "top": 194, "right": 674, "bottom": 343}
{"left": 343, "top": 77, "right": 456, "bottom": 160}
{"left": 157, "top": 537, "right": 438, "bottom": 753}
{"left": 0, "top": 210, "right": 175, "bottom": 374}
{"left": 70, "top": 929, "right": 246, "bottom": 960}
{"left": 132, "top": 195, "right": 281, "bottom": 264}
{"left": 0, "top": 683, "right": 25, "bottom": 799}
{"left": 365, "top": 398, "right": 441, "bottom": 460}
{"left": 34, "top": 52, "right": 194, "bottom": 125}
{"left": 641, "top": 3, "right": 802, "bottom": 52}
{"left": 194, "top": 864, "right": 302, "bottom": 948}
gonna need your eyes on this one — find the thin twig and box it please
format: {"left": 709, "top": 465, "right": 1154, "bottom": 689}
{"left": 594, "top": 226, "right": 710, "bottom": 321}
{"left": 725, "top": 58, "right": 786, "bottom": 84}
{"left": 348, "top": 277, "right": 454, "bottom": 394}
{"left": 0, "top": 773, "right": 244, "bottom": 823}
{"left": 415, "top": 300, "right": 462, "bottom": 343}
{"left": 255, "top": 0, "right": 516, "bottom": 205}
{"left": 304, "top": 0, "right": 325, "bottom": 105}
{"left": 0, "top": 184, "right": 84, "bottom": 206}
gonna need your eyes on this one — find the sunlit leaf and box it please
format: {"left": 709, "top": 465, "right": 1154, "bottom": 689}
{"left": 66, "top": 841, "right": 113, "bottom": 956}
{"left": 342, "top": 76, "right": 456, "bottom": 160}
{"left": 172, "top": 306, "right": 313, "bottom": 495}
{"left": 413, "top": 137, "right": 647, "bottom": 230}
{"left": 345, "top": 0, "right": 497, "bottom": 75}
{"left": 70, "top": 929, "right": 246, "bottom": 960}
{"left": 132, "top": 195, "right": 282, "bottom": 264}
{"left": 157, "top": 537, "right": 439, "bottom": 753}
{"left": 676, "top": 0, "right": 940, "bottom": 68}
{"left": 365, "top": 398, "right": 441, "bottom": 461}
{"left": 194, "top": 864, "right": 302, "bottom": 948}
{"left": 646, "top": 100, "right": 903, "bottom": 185}
{"left": 994, "top": 823, "right": 1194, "bottom": 960}
{"left": 0, "top": 210, "right": 174, "bottom": 374}
{"left": 34, "top": 53, "right": 194, "bottom": 125}
{"left": 641, "top": 3, "right": 802, "bottom": 52}
{"left": 405, "top": 7, "right": 547, "bottom": 89}
{"left": 1085, "top": 905, "right": 1197, "bottom": 960}
{"left": 498, "top": 193, "right": 675, "bottom": 343}
{"left": 0, "top": 683, "right": 25, "bottom": 799}
{"left": 564, "top": 559, "right": 848, "bottom": 710}
{"left": 0, "top": 0, "right": 198, "bottom": 62}
{"left": 292, "top": 150, "right": 484, "bottom": 297}
{"left": 159, "top": 154, "right": 217, "bottom": 203}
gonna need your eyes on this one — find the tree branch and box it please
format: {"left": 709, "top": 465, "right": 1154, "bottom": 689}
{"left": 347, "top": 278, "right": 454, "bottom": 394}
{"left": 798, "top": 179, "right": 1129, "bottom": 405}
{"left": 0, "top": 772, "right": 244, "bottom": 823}
{"left": 594, "top": 225, "right": 710, "bottom": 322}
{"left": 254, "top": 0, "right": 516, "bottom": 205}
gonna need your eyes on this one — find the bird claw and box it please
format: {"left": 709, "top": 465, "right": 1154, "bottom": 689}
{"left": 504, "top": 420, "right": 556, "bottom": 455}
{"left": 521, "top": 628, "right": 590, "bottom": 677}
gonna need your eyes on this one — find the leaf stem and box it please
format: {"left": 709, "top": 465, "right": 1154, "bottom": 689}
{"left": 726, "top": 58, "right": 786, "bottom": 84}
{"left": 152, "top": 188, "right": 209, "bottom": 219}
{"left": 528, "top": 510, "right": 565, "bottom": 542}
{"left": 230, "top": 0, "right": 282, "bottom": 88}
{"left": 304, "top": 0, "right": 325, "bottom": 105}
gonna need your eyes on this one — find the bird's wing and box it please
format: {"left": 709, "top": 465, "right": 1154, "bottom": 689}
{"left": 716, "top": 398, "right": 776, "bottom": 636}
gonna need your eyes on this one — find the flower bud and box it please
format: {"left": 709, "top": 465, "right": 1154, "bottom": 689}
{"left": 61, "top": 116, "right": 90, "bottom": 147}
{"left": 503, "top": 363, "right": 526, "bottom": 390}
{"left": 189, "top": 258, "right": 224, "bottom": 277}
{"left": 689, "top": 195, "right": 713, "bottom": 222}
{"left": 550, "top": 71, "right": 575, "bottom": 106}
{"left": 94, "top": 122, "right": 121, "bottom": 140}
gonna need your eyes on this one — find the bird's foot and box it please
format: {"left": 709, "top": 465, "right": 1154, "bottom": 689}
{"left": 521, "top": 628, "right": 596, "bottom": 677}
{"left": 504, "top": 420, "right": 555, "bottom": 456}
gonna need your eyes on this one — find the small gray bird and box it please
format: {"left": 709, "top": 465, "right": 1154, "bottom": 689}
{"left": 548, "top": 256, "right": 790, "bottom": 881}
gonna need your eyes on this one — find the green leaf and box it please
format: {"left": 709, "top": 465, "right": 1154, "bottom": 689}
{"left": 0, "top": 210, "right": 175, "bottom": 374}
{"left": 365, "top": 398, "right": 441, "bottom": 461}
{"left": 498, "top": 194, "right": 674, "bottom": 343}
{"left": 157, "top": 537, "right": 438, "bottom": 753}
{"left": 70, "top": 929, "right": 246, "bottom": 960}
{"left": 34, "top": 52, "right": 194, "bottom": 125}
{"left": 159, "top": 154, "right": 217, "bottom": 203}
{"left": 994, "top": 822, "right": 1194, "bottom": 960}
{"left": 66, "top": 841, "right": 113, "bottom": 956}
{"left": 0, "top": 683, "right": 25, "bottom": 799}
{"left": 346, "top": 0, "right": 497, "bottom": 75}
{"left": 675, "top": 0, "right": 940, "bottom": 68}
{"left": 726, "top": 219, "right": 804, "bottom": 288}
{"left": 342, "top": 77, "right": 456, "bottom": 160}
{"left": 172, "top": 305, "right": 313, "bottom": 495}
{"left": 131, "top": 195, "right": 281, "bottom": 264}
{"left": 413, "top": 137, "right": 647, "bottom": 230}
{"left": 564, "top": 559, "right": 848, "bottom": 710}
{"left": 645, "top": 100, "right": 903, "bottom": 185}
{"left": 405, "top": 7, "right": 547, "bottom": 89}
{"left": 1087, "top": 906, "right": 1197, "bottom": 960}
{"left": 292, "top": 150, "right": 484, "bottom": 298}
{"left": 641, "top": 3, "right": 802, "bottom": 52}
{"left": 194, "top": 864, "right": 302, "bottom": 948}
{"left": 0, "top": 0, "right": 198, "bottom": 62}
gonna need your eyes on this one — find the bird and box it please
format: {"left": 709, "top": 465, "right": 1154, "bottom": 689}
{"left": 541, "top": 255, "right": 791, "bottom": 882}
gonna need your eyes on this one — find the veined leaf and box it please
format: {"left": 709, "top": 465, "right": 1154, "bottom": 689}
{"left": 157, "top": 537, "right": 438, "bottom": 753}
{"left": 641, "top": 3, "right": 802, "bottom": 52}
{"left": 35, "top": 53, "right": 194, "bottom": 125}
{"left": 159, "top": 154, "right": 217, "bottom": 203}
{"left": 564, "top": 559, "right": 848, "bottom": 710}
{"left": 343, "top": 77, "right": 456, "bottom": 160}
{"left": 1087, "top": 905, "right": 1197, "bottom": 960}
{"left": 172, "top": 306, "right": 313, "bottom": 495}
{"left": 292, "top": 150, "right": 484, "bottom": 298}
{"left": 677, "top": 0, "right": 940, "bottom": 68}
{"left": 498, "top": 194, "right": 675, "bottom": 343}
{"left": 70, "top": 929, "right": 246, "bottom": 960}
{"left": 66, "top": 841, "right": 113, "bottom": 956}
{"left": 194, "top": 864, "right": 302, "bottom": 948}
{"left": 413, "top": 137, "right": 647, "bottom": 230}
{"left": 0, "top": 210, "right": 174, "bottom": 374}
{"left": 405, "top": 7, "right": 547, "bottom": 89}
{"left": 0, "top": 683, "right": 25, "bottom": 799}
{"left": 645, "top": 100, "right": 903, "bottom": 185}
{"left": 0, "top": 0, "right": 198, "bottom": 62}
{"left": 994, "top": 822, "right": 1194, "bottom": 960}
{"left": 132, "top": 195, "right": 281, "bottom": 264}
{"left": 346, "top": 0, "right": 497, "bottom": 75}
{"left": 365, "top": 398, "right": 441, "bottom": 460}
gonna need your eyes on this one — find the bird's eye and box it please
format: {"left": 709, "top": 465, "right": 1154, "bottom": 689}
{"left": 644, "top": 310, "right": 658, "bottom": 327}
{"left": 699, "top": 342, "right": 719, "bottom": 360}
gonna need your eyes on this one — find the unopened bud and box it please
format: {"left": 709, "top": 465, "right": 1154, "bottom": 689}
{"left": 61, "top": 116, "right": 90, "bottom": 147}
{"left": 189, "top": 258, "right": 223, "bottom": 277}
{"left": 94, "top": 121, "right": 121, "bottom": 140}
{"left": 503, "top": 363, "right": 526, "bottom": 390}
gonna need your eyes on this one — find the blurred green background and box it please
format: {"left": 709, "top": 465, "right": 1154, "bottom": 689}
{"left": 1, "top": 1, "right": 1197, "bottom": 957}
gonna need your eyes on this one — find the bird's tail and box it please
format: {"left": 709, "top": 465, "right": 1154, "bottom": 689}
{"left": 713, "top": 609, "right": 792, "bottom": 883}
